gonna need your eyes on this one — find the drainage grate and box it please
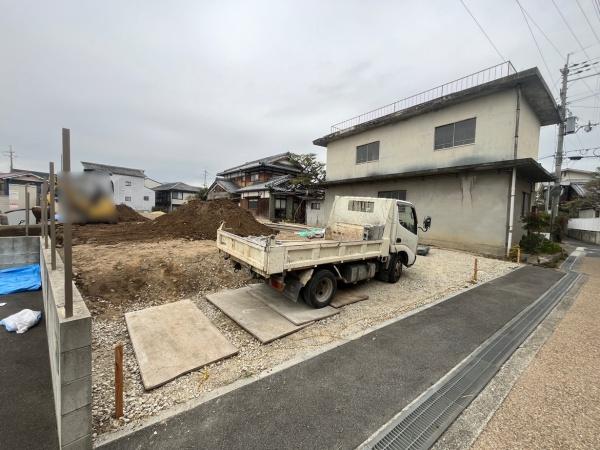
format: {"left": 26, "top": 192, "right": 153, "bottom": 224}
{"left": 369, "top": 270, "right": 581, "bottom": 450}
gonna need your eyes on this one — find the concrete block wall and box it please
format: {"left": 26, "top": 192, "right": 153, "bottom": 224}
{"left": 40, "top": 240, "right": 93, "bottom": 450}
{"left": 0, "top": 236, "right": 40, "bottom": 268}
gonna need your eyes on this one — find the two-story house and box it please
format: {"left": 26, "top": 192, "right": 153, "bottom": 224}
{"left": 207, "top": 152, "right": 307, "bottom": 221}
{"left": 81, "top": 161, "right": 155, "bottom": 211}
{"left": 153, "top": 182, "right": 202, "bottom": 212}
{"left": 313, "top": 63, "right": 559, "bottom": 257}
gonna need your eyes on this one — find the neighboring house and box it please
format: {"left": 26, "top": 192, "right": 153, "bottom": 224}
{"left": 539, "top": 168, "right": 595, "bottom": 212}
{"left": 81, "top": 161, "right": 155, "bottom": 211}
{"left": 305, "top": 196, "right": 326, "bottom": 227}
{"left": 144, "top": 177, "right": 162, "bottom": 190}
{"left": 153, "top": 182, "right": 202, "bottom": 212}
{"left": 0, "top": 170, "right": 46, "bottom": 211}
{"left": 207, "top": 152, "right": 316, "bottom": 222}
{"left": 313, "top": 63, "right": 559, "bottom": 257}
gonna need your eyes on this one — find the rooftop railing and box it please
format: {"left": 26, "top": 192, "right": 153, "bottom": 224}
{"left": 330, "top": 61, "right": 517, "bottom": 133}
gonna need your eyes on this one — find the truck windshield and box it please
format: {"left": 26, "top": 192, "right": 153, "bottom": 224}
{"left": 398, "top": 204, "right": 417, "bottom": 234}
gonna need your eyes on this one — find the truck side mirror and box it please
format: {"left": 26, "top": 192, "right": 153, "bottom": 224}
{"left": 421, "top": 216, "right": 431, "bottom": 232}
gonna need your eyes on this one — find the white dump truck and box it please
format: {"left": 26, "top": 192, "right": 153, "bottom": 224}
{"left": 217, "top": 196, "right": 431, "bottom": 308}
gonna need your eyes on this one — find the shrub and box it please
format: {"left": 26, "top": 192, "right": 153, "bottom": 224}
{"left": 519, "top": 234, "right": 561, "bottom": 255}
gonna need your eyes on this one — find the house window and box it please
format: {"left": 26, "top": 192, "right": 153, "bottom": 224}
{"left": 378, "top": 190, "right": 406, "bottom": 200}
{"left": 356, "top": 141, "right": 380, "bottom": 164}
{"left": 275, "top": 198, "right": 287, "bottom": 210}
{"left": 248, "top": 198, "right": 258, "bottom": 209}
{"left": 125, "top": 180, "right": 132, "bottom": 186}
{"left": 250, "top": 173, "right": 259, "bottom": 182}
{"left": 124, "top": 196, "right": 131, "bottom": 202}
{"left": 143, "top": 195, "right": 149, "bottom": 201}
{"left": 310, "top": 202, "right": 321, "bottom": 210}
{"left": 434, "top": 118, "right": 476, "bottom": 150}
{"left": 348, "top": 200, "right": 374, "bottom": 213}
{"left": 521, "top": 192, "right": 531, "bottom": 216}
{"left": 172, "top": 191, "right": 183, "bottom": 200}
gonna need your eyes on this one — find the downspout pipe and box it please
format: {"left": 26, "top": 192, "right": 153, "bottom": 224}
{"left": 506, "top": 85, "right": 521, "bottom": 257}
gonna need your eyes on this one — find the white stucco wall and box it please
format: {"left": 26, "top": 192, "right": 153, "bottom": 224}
{"left": 110, "top": 174, "right": 155, "bottom": 211}
{"left": 323, "top": 171, "right": 516, "bottom": 256}
{"left": 306, "top": 200, "right": 326, "bottom": 226}
{"left": 326, "top": 89, "right": 541, "bottom": 182}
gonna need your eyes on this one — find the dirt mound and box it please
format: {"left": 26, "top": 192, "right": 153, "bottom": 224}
{"left": 116, "top": 204, "right": 148, "bottom": 222}
{"left": 143, "top": 199, "right": 272, "bottom": 240}
{"left": 69, "top": 199, "right": 274, "bottom": 245}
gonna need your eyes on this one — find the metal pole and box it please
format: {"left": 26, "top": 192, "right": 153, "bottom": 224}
{"left": 42, "top": 181, "right": 48, "bottom": 248}
{"left": 50, "top": 162, "right": 56, "bottom": 270}
{"left": 62, "top": 128, "right": 73, "bottom": 318}
{"left": 25, "top": 185, "right": 30, "bottom": 236}
{"left": 551, "top": 55, "right": 570, "bottom": 238}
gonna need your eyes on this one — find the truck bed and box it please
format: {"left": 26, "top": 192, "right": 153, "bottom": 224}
{"left": 217, "top": 228, "right": 388, "bottom": 277}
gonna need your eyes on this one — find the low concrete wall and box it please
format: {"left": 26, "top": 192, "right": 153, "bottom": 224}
{"left": 567, "top": 228, "right": 600, "bottom": 245}
{"left": 40, "top": 240, "right": 93, "bottom": 449}
{"left": 0, "top": 236, "right": 40, "bottom": 268}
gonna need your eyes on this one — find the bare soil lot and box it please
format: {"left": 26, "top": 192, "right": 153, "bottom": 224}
{"left": 73, "top": 238, "right": 518, "bottom": 438}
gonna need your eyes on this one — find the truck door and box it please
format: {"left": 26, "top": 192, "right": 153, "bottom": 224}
{"left": 394, "top": 202, "right": 418, "bottom": 265}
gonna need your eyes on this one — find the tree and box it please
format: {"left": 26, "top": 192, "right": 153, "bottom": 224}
{"left": 289, "top": 153, "right": 326, "bottom": 186}
{"left": 583, "top": 167, "right": 600, "bottom": 209}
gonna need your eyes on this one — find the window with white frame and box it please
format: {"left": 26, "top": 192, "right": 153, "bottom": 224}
{"left": 125, "top": 180, "right": 132, "bottom": 186}
{"left": 124, "top": 196, "right": 131, "bottom": 202}
{"left": 310, "top": 202, "right": 321, "bottom": 210}
{"left": 143, "top": 195, "right": 149, "bottom": 201}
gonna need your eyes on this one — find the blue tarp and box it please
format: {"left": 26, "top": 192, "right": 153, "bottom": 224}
{"left": 0, "top": 264, "right": 42, "bottom": 296}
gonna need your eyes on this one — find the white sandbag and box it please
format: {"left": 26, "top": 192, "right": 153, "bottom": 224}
{"left": 0, "top": 309, "right": 42, "bottom": 334}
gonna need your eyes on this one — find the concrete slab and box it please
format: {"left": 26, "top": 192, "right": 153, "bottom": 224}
{"left": 247, "top": 284, "right": 339, "bottom": 325}
{"left": 330, "top": 289, "right": 369, "bottom": 308}
{"left": 125, "top": 300, "right": 237, "bottom": 390}
{"left": 206, "top": 287, "right": 307, "bottom": 344}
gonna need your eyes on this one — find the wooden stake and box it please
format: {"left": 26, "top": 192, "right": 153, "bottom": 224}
{"left": 114, "top": 343, "right": 124, "bottom": 419}
{"left": 517, "top": 246, "right": 521, "bottom": 264}
{"left": 473, "top": 258, "right": 478, "bottom": 283}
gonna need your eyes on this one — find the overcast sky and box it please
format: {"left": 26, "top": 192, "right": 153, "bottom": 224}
{"left": 2, "top": 0, "right": 600, "bottom": 185}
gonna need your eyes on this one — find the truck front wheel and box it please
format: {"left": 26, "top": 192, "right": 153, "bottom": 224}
{"left": 302, "top": 269, "right": 337, "bottom": 308}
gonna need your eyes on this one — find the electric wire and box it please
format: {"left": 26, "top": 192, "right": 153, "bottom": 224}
{"left": 459, "top": 0, "right": 506, "bottom": 61}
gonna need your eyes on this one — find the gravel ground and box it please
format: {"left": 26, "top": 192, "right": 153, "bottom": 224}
{"left": 472, "top": 257, "right": 600, "bottom": 450}
{"left": 89, "top": 245, "right": 516, "bottom": 438}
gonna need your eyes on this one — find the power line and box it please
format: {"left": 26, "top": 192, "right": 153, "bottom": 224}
{"left": 515, "top": 0, "right": 557, "bottom": 86}
{"left": 459, "top": 0, "right": 506, "bottom": 61}
{"left": 576, "top": 0, "right": 600, "bottom": 45}
{"left": 518, "top": 2, "right": 564, "bottom": 58}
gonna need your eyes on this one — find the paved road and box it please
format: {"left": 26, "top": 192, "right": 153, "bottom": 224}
{"left": 100, "top": 266, "right": 563, "bottom": 450}
{"left": 0, "top": 290, "right": 58, "bottom": 450}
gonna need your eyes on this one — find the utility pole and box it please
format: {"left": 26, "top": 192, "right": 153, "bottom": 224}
{"left": 3, "top": 145, "right": 15, "bottom": 172}
{"left": 203, "top": 169, "right": 207, "bottom": 188}
{"left": 550, "top": 55, "right": 570, "bottom": 233}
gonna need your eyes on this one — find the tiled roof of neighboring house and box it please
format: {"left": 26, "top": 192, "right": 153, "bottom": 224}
{"left": 236, "top": 175, "right": 292, "bottom": 192}
{"left": 212, "top": 178, "right": 239, "bottom": 193}
{"left": 11, "top": 168, "right": 49, "bottom": 179}
{"left": 153, "top": 182, "right": 203, "bottom": 193}
{"left": 81, "top": 161, "right": 146, "bottom": 178}
{"left": 0, "top": 172, "right": 46, "bottom": 182}
{"left": 571, "top": 183, "right": 588, "bottom": 197}
{"left": 217, "top": 152, "right": 302, "bottom": 176}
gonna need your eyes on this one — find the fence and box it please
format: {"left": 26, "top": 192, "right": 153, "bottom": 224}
{"left": 330, "top": 61, "right": 517, "bottom": 133}
{"left": 567, "top": 217, "right": 600, "bottom": 244}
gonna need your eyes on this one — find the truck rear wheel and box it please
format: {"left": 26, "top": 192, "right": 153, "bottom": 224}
{"left": 302, "top": 269, "right": 337, "bottom": 308}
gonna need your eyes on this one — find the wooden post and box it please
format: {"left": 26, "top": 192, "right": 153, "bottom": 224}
{"left": 42, "top": 181, "right": 49, "bottom": 249}
{"left": 517, "top": 246, "right": 521, "bottom": 263}
{"left": 473, "top": 258, "right": 478, "bottom": 283}
{"left": 49, "top": 162, "right": 56, "bottom": 270}
{"left": 114, "top": 343, "right": 124, "bottom": 419}
{"left": 62, "top": 128, "right": 73, "bottom": 318}
{"left": 25, "top": 186, "right": 30, "bottom": 236}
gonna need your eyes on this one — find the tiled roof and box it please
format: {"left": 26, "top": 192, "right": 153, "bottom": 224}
{"left": 216, "top": 152, "right": 301, "bottom": 176}
{"left": 153, "top": 182, "right": 202, "bottom": 193}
